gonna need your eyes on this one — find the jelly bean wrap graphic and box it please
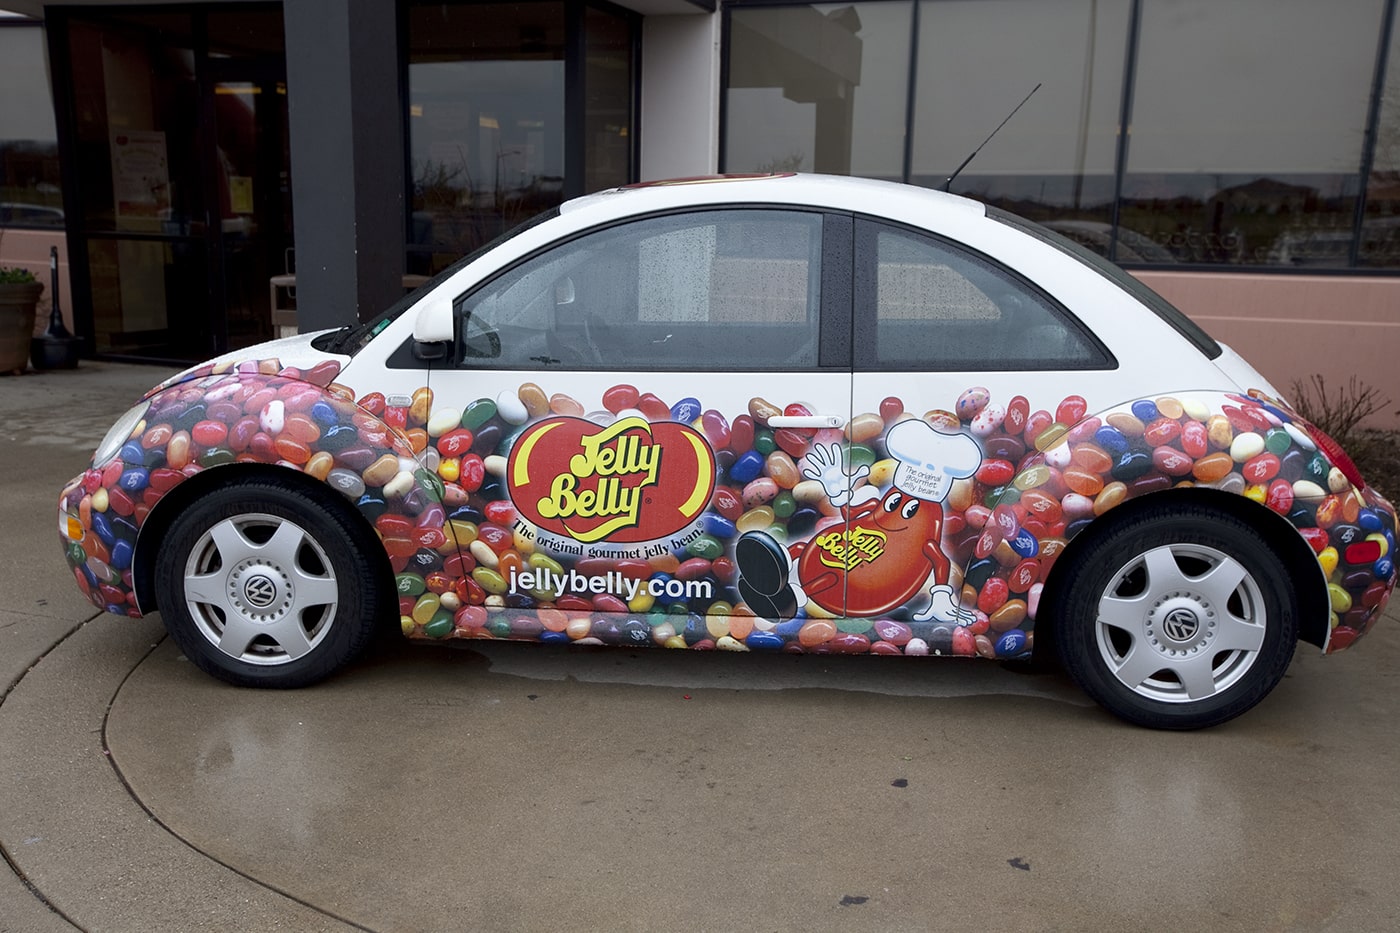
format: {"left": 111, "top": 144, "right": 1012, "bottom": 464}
{"left": 57, "top": 357, "right": 452, "bottom": 618}
{"left": 59, "top": 370, "right": 1396, "bottom": 657}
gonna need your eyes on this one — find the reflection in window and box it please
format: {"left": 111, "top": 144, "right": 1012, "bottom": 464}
{"left": 864, "top": 223, "right": 1105, "bottom": 371}
{"left": 1123, "top": 0, "right": 1384, "bottom": 267}
{"left": 408, "top": 2, "right": 636, "bottom": 275}
{"left": 1362, "top": 17, "right": 1400, "bottom": 268}
{"left": 725, "top": 3, "right": 911, "bottom": 178}
{"left": 0, "top": 24, "right": 62, "bottom": 229}
{"left": 408, "top": 2, "right": 567, "bottom": 274}
{"left": 456, "top": 210, "right": 822, "bottom": 371}
{"left": 584, "top": 7, "right": 633, "bottom": 195}
{"left": 910, "top": 0, "right": 1128, "bottom": 229}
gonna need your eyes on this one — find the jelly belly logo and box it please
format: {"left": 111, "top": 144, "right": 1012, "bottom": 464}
{"left": 812, "top": 526, "right": 887, "bottom": 572}
{"left": 508, "top": 416, "right": 715, "bottom": 544}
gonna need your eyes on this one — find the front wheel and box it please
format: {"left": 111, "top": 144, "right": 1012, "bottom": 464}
{"left": 154, "top": 477, "right": 385, "bottom": 688}
{"left": 1054, "top": 506, "right": 1298, "bottom": 729}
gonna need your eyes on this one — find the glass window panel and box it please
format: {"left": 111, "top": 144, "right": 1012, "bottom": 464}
{"left": 0, "top": 24, "right": 63, "bottom": 228}
{"left": 456, "top": 210, "right": 822, "bottom": 371}
{"left": 909, "top": 0, "right": 1129, "bottom": 238}
{"left": 584, "top": 7, "right": 634, "bottom": 194}
{"left": 1122, "top": 0, "right": 1385, "bottom": 266}
{"left": 408, "top": 2, "right": 566, "bottom": 272}
{"left": 1362, "top": 17, "right": 1400, "bottom": 268}
{"left": 86, "top": 237, "right": 210, "bottom": 356}
{"left": 66, "top": 13, "right": 199, "bottom": 236}
{"left": 725, "top": 3, "right": 912, "bottom": 179}
{"left": 864, "top": 223, "right": 1106, "bottom": 371}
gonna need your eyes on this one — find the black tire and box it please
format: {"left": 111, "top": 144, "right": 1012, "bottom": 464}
{"left": 1053, "top": 505, "right": 1298, "bottom": 729}
{"left": 154, "top": 476, "right": 385, "bottom": 688}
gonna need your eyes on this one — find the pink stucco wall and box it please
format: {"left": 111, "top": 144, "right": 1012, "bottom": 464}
{"left": 1132, "top": 271, "right": 1400, "bottom": 430}
{"left": 1, "top": 228, "right": 71, "bottom": 335}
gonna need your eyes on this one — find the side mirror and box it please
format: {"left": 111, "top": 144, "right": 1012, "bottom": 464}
{"left": 412, "top": 294, "right": 454, "bottom": 343}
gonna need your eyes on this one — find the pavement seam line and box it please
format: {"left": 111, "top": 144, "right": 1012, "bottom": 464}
{"left": 0, "top": 612, "right": 101, "bottom": 931}
{"left": 100, "top": 640, "right": 380, "bottom": 933}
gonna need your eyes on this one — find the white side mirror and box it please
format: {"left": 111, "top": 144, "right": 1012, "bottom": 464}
{"left": 412, "top": 294, "right": 454, "bottom": 343}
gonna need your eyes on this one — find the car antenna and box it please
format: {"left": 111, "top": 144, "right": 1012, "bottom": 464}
{"left": 941, "top": 83, "right": 1041, "bottom": 193}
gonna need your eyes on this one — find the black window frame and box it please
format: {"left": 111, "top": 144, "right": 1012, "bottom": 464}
{"left": 852, "top": 214, "right": 1117, "bottom": 373}
{"left": 449, "top": 205, "right": 854, "bottom": 374}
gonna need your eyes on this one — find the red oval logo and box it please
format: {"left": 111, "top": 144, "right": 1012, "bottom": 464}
{"left": 507, "top": 416, "right": 716, "bottom": 544}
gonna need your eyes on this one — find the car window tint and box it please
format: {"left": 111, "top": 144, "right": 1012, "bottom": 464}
{"left": 455, "top": 209, "right": 823, "bottom": 371}
{"left": 860, "top": 221, "right": 1111, "bottom": 371}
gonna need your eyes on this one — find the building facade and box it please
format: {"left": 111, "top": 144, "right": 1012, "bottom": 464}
{"left": 2, "top": 1, "right": 1398, "bottom": 424}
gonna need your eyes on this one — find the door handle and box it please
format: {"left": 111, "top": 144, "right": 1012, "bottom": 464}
{"left": 767, "top": 415, "right": 847, "bottom": 429}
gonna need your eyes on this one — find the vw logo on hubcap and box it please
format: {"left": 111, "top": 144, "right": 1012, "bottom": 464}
{"left": 242, "top": 574, "right": 278, "bottom": 609}
{"left": 1162, "top": 607, "right": 1200, "bottom": 642}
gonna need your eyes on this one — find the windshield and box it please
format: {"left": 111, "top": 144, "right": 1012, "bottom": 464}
{"left": 986, "top": 207, "right": 1222, "bottom": 360}
{"left": 314, "top": 206, "right": 562, "bottom": 355}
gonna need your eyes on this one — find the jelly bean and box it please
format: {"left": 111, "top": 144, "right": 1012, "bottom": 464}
{"left": 1105, "top": 412, "right": 1144, "bottom": 437}
{"left": 1087, "top": 427, "right": 1126, "bottom": 457}
{"left": 976, "top": 459, "right": 1014, "bottom": 486}
{"left": 1111, "top": 450, "right": 1153, "bottom": 483}
{"left": 548, "top": 393, "right": 583, "bottom": 417}
{"left": 1021, "top": 409, "right": 1051, "bottom": 442}
{"left": 1093, "top": 482, "right": 1127, "bottom": 515}
{"left": 1008, "top": 529, "right": 1039, "bottom": 558}
{"left": 743, "top": 477, "right": 779, "bottom": 508}
{"left": 1282, "top": 422, "right": 1314, "bottom": 451}
{"left": 956, "top": 387, "right": 990, "bottom": 420}
{"left": 1241, "top": 452, "right": 1280, "bottom": 484}
{"left": 1189, "top": 452, "right": 1232, "bottom": 483}
{"left": 592, "top": 385, "right": 636, "bottom": 417}
{"left": 1130, "top": 399, "right": 1159, "bottom": 423}
{"left": 864, "top": 458, "right": 895, "bottom": 488}
{"left": 773, "top": 428, "right": 811, "bottom": 459}
{"left": 1229, "top": 432, "right": 1264, "bottom": 463}
{"left": 879, "top": 397, "right": 904, "bottom": 422}
{"left": 1205, "top": 415, "right": 1233, "bottom": 450}
{"left": 635, "top": 393, "right": 671, "bottom": 421}
{"left": 670, "top": 397, "right": 702, "bottom": 422}
{"left": 970, "top": 404, "right": 1005, "bottom": 437}
{"left": 1293, "top": 480, "right": 1327, "bottom": 501}
{"left": 729, "top": 450, "right": 765, "bottom": 484}
{"left": 686, "top": 534, "right": 723, "bottom": 560}
{"left": 762, "top": 450, "right": 800, "bottom": 489}
{"left": 1055, "top": 395, "right": 1087, "bottom": 426}
{"left": 994, "top": 629, "right": 1028, "bottom": 657}
{"left": 492, "top": 389, "right": 527, "bottom": 425}
{"left": 998, "top": 464, "right": 1044, "bottom": 494}
{"left": 1034, "top": 423, "right": 1069, "bottom": 451}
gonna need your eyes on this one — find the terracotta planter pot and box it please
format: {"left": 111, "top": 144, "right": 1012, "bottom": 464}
{"left": 0, "top": 281, "right": 44, "bottom": 373}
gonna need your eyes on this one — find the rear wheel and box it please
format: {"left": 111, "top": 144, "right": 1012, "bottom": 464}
{"left": 1054, "top": 506, "right": 1298, "bottom": 729}
{"left": 154, "top": 477, "right": 384, "bottom": 687}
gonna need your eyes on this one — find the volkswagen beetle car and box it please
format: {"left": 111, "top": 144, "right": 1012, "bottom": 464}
{"left": 57, "top": 174, "right": 1395, "bottom": 729}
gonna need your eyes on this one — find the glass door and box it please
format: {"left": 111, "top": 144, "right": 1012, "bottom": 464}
{"left": 57, "top": 5, "right": 288, "bottom": 363}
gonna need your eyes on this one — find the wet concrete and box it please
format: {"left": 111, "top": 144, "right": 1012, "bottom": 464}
{"left": 3, "top": 362, "right": 1399, "bottom": 931}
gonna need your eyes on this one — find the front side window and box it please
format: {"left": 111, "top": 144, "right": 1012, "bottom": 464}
{"left": 456, "top": 209, "right": 824, "bottom": 371}
{"left": 858, "top": 220, "right": 1110, "bottom": 371}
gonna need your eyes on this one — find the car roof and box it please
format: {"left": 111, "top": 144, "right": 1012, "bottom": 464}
{"left": 560, "top": 173, "right": 988, "bottom": 224}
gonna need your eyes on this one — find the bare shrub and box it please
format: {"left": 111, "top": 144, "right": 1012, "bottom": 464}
{"left": 1288, "top": 375, "right": 1391, "bottom": 445}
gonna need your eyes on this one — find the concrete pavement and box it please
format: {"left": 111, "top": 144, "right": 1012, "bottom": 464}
{"left": 2, "top": 361, "right": 1399, "bottom": 932}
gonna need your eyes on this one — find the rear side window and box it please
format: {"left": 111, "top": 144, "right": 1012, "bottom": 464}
{"left": 856, "top": 220, "right": 1112, "bottom": 371}
{"left": 455, "top": 209, "right": 824, "bottom": 371}
{"left": 988, "top": 206, "right": 1223, "bottom": 360}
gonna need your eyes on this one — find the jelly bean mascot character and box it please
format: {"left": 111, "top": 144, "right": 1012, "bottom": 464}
{"left": 736, "top": 419, "right": 983, "bottom": 625}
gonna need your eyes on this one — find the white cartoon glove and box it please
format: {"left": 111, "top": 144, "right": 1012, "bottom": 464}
{"left": 912, "top": 584, "right": 975, "bottom": 625}
{"left": 802, "top": 442, "right": 870, "bottom": 508}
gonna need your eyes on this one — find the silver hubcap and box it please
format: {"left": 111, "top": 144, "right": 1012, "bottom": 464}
{"left": 183, "top": 513, "right": 339, "bottom": 665}
{"left": 1094, "top": 543, "right": 1266, "bottom": 703}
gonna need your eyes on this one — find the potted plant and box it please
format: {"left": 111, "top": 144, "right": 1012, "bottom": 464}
{"left": 0, "top": 230, "right": 45, "bottom": 373}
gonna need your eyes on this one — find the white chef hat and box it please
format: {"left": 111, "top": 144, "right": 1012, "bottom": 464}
{"left": 885, "top": 420, "right": 983, "bottom": 502}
